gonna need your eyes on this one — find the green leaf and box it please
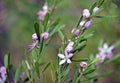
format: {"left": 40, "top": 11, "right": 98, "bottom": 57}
{"left": 98, "top": 0, "right": 104, "bottom": 7}
{"left": 34, "top": 62, "right": 40, "bottom": 78}
{"left": 22, "top": 61, "right": 30, "bottom": 80}
{"left": 98, "top": 71, "right": 112, "bottom": 77}
{"left": 88, "top": 58, "right": 99, "bottom": 67}
{"left": 83, "top": 68, "right": 96, "bottom": 75}
{"left": 74, "top": 45, "right": 86, "bottom": 53}
{"left": 58, "top": 30, "right": 64, "bottom": 41}
{"left": 114, "top": 40, "right": 120, "bottom": 47}
{"left": 34, "top": 22, "right": 40, "bottom": 41}
{"left": 49, "top": 24, "right": 65, "bottom": 37}
{"left": 105, "top": 53, "right": 120, "bottom": 63}
{"left": 61, "top": 68, "right": 71, "bottom": 80}
{"left": 73, "top": 66, "right": 79, "bottom": 83}
{"left": 14, "top": 65, "right": 22, "bottom": 83}
{"left": 41, "top": 62, "right": 51, "bottom": 73}
{"left": 41, "top": 44, "right": 48, "bottom": 56}
{"left": 95, "top": 15, "right": 117, "bottom": 18}
{"left": 43, "top": 13, "right": 50, "bottom": 31}
{"left": 72, "top": 58, "right": 88, "bottom": 62}
{"left": 4, "top": 53, "right": 10, "bottom": 69}
{"left": 38, "top": 55, "right": 44, "bottom": 65}
{"left": 83, "top": 31, "right": 94, "bottom": 39}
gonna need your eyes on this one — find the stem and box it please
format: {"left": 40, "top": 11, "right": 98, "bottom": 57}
{"left": 75, "top": 72, "right": 83, "bottom": 83}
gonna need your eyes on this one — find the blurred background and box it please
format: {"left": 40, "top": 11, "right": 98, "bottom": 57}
{"left": 0, "top": 0, "right": 120, "bottom": 83}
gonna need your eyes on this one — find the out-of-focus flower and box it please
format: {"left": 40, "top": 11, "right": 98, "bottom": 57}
{"left": 25, "top": 60, "right": 31, "bottom": 70}
{"left": 80, "top": 19, "right": 92, "bottom": 29}
{"left": 93, "top": 7, "right": 99, "bottom": 13}
{"left": 98, "top": 43, "right": 114, "bottom": 59}
{"left": 95, "top": 43, "right": 114, "bottom": 66}
{"left": 32, "top": 33, "right": 38, "bottom": 43}
{"left": 0, "top": 66, "right": 7, "bottom": 83}
{"left": 58, "top": 50, "right": 73, "bottom": 65}
{"left": 65, "top": 46, "right": 73, "bottom": 53}
{"left": 65, "top": 41, "right": 74, "bottom": 53}
{"left": 75, "top": 29, "right": 81, "bottom": 36}
{"left": 20, "top": 72, "right": 26, "bottom": 80}
{"left": 41, "top": 32, "right": 49, "bottom": 40}
{"left": 0, "top": 66, "right": 6, "bottom": 75}
{"left": 37, "top": 3, "right": 48, "bottom": 22}
{"left": 83, "top": 9, "right": 90, "bottom": 18}
{"left": 27, "top": 39, "right": 38, "bottom": 52}
{"left": 96, "top": 52, "right": 106, "bottom": 63}
{"left": 80, "top": 62, "right": 87, "bottom": 68}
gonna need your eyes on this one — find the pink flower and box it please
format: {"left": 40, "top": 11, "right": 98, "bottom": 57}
{"left": 80, "top": 62, "right": 87, "bottom": 68}
{"left": 58, "top": 50, "right": 74, "bottom": 65}
{"left": 27, "top": 40, "right": 38, "bottom": 52}
{"left": 41, "top": 32, "right": 49, "bottom": 40}
{"left": 32, "top": 33, "right": 38, "bottom": 43}
{"left": 96, "top": 52, "right": 106, "bottom": 63}
{"left": 20, "top": 72, "right": 26, "bottom": 80}
{"left": 75, "top": 29, "right": 81, "bottom": 36}
{"left": 0, "top": 66, "right": 6, "bottom": 75}
{"left": 83, "top": 9, "right": 90, "bottom": 18}
{"left": 93, "top": 7, "right": 99, "bottom": 13}
{"left": 0, "top": 66, "right": 7, "bottom": 83}
{"left": 65, "top": 45, "right": 73, "bottom": 53}
{"left": 37, "top": 3, "right": 48, "bottom": 22}
{"left": 68, "top": 41, "right": 74, "bottom": 46}
{"left": 98, "top": 43, "right": 114, "bottom": 59}
{"left": 84, "top": 19, "right": 92, "bottom": 29}
{"left": 65, "top": 41, "right": 74, "bottom": 53}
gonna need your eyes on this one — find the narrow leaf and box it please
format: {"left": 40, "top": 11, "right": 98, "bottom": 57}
{"left": 34, "top": 22, "right": 40, "bottom": 41}
{"left": 72, "top": 58, "right": 88, "bottom": 62}
{"left": 83, "top": 68, "right": 96, "bottom": 75}
{"left": 43, "top": 13, "right": 50, "bottom": 31}
{"left": 4, "top": 53, "right": 10, "bottom": 69}
{"left": 41, "top": 62, "right": 51, "bottom": 73}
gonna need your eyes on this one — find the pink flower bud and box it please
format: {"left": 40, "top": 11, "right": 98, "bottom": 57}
{"left": 41, "top": 32, "right": 49, "bottom": 40}
{"left": 80, "top": 62, "right": 87, "bottom": 68}
{"left": 32, "top": 33, "right": 38, "bottom": 43}
{"left": 32, "top": 33, "right": 37, "bottom": 40}
{"left": 93, "top": 7, "right": 99, "bottom": 13}
{"left": 84, "top": 19, "right": 92, "bottom": 29}
{"left": 43, "top": 3, "right": 48, "bottom": 11}
{"left": 0, "top": 66, "right": 6, "bottom": 75}
{"left": 75, "top": 29, "right": 81, "bottom": 36}
{"left": 68, "top": 41, "right": 74, "bottom": 47}
{"left": 65, "top": 45, "right": 73, "bottom": 53}
{"left": 83, "top": 9, "right": 90, "bottom": 18}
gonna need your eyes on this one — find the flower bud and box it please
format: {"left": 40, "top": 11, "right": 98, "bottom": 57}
{"left": 93, "top": 7, "right": 99, "bottom": 13}
{"left": 80, "top": 62, "right": 87, "bottom": 68}
{"left": 41, "top": 32, "right": 49, "bottom": 40}
{"left": 83, "top": 9, "right": 90, "bottom": 18}
{"left": 32, "top": 33, "right": 38, "bottom": 43}
{"left": 79, "top": 21, "right": 85, "bottom": 27}
{"left": 65, "top": 45, "right": 73, "bottom": 53}
{"left": 75, "top": 29, "right": 81, "bottom": 36}
{"left": 84, "top": 19, "right": 92, "bottom": 29}
{"left": 0, "top": 66, "right": 6, "bottom": 75}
